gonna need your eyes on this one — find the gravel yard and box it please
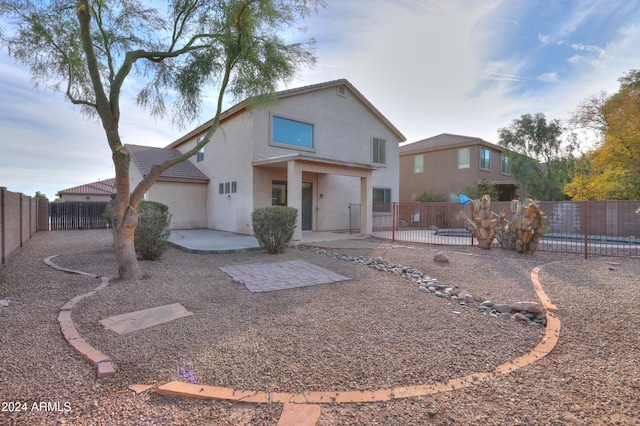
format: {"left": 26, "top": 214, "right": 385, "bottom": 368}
{"left": 0, "top": 229, "right": 639, "bottom": 425}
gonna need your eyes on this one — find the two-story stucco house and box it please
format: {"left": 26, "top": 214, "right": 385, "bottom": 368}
{"left": 399, "top": 133, "right": 517, "bottom": 203}
{"left": 127, "top": 79, "right": 405, "bottom": 241}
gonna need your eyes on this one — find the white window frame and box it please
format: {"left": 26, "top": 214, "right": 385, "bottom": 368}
{"left": 270, "top": 115, "right": 315, "bottom": 151}
{"left": 458, "top": 148, "right": 470, "bottom": 169}
{"left": 196, "top": 136, "right": 205, "bottom": 162}
{"left": 373, "top": 187, "right": 391, "bottom": 213}
{"left": 414, "top": 154, "right": 424, "bottom": 173}
{"left": 372, "top": 138, "right": 386, "bottom": 164}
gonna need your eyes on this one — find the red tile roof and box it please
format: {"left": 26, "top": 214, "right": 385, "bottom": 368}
{"left": 399, "top": 133, "right": 503, "bottom": 155}
{"left": 57, "top": 178, "right": 115, "bottom": 196}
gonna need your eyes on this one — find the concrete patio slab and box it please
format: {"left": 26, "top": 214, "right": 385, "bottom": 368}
{"left": 168, "top": 229, "right": 364, "bottom": 254}
{"left": 219, "top": 260, "right": 351, "bottom": 293}
{"left": 99, "top": 303, "right": 193, "bottom": 334}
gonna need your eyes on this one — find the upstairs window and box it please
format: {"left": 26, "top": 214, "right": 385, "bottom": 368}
{"left": 458, "top": 148, "right": 470, "bottom": 169}
{"left": 196, "top": 136, "right": 205, "bottom": 162}
{"left": 414, "top": 154, "right": 424, "bottom": 173}
{"left": 272, "top": 116, "right": 313, "bottom": 149}
{"left": 373, "top": 138, "right": 386, "bottom": 164}
{"left": 501, "top": 153, "right": 510, "bottom": 174}
{"left": 480, "top": 147, "right": 491, "bottom": 170}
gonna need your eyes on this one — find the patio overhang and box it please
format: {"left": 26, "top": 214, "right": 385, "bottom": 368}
{"left": 252, "top": 153, "right": 379, "bottom": 175}
{"left": 252, "top": 154, "right": 375, "bottom": 240}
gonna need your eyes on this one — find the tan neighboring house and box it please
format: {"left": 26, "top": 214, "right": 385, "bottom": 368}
{"left": 127, "top": 79, "right": 405, "bottom": 240}
{"left": 399, "top": 133, "right": 517, "bottom": 203}
{"left": 56, "top": 178, "right": 115, "bottom": 202}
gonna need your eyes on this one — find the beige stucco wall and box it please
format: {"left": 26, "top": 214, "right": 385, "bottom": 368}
{"left": 174, "top": 83, "right": 401, "bottom": 235}
{"left": 251, "top": 85, "right": 400, "bottom": 232}
{"left": 178, "top": 112, "right": 256, "bottom": 234}
{"left": 128, "top": 164, "right": 207, "bottom": 229}
{"left": 400, "top": 144, "right": 513, "bottom": 202}
{"left": 251, "top": 86, "right": 400, "bottom": 192}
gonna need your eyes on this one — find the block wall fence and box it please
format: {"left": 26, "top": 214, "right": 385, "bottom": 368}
{"left": 1, "top": 187, "right": 49, "bottom": 267}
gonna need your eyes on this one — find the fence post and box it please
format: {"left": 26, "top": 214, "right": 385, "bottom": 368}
{"left": 1, "top": 187, "right": 5, "bottom": 265}
{"left": 584, "top": 201, "right": 589, "bottom": 259}
{"left": 392, "top": 202, "right": 397, "bottom": 242}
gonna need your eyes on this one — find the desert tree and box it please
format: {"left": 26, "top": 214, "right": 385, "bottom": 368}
{"left": 0, "top": 0, "right": 323, "bottom": 279}
{"left": 498, "top": 113, "right": 577, "bottom": 201}
{"left": 566, "top": 70, "right": 640, "bottom": 200}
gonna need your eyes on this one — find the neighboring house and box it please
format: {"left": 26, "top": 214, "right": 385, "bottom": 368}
{"left": 128, "top": 79, "right": 405, "bottom": 240}
{"left": 399, "top": 133, "right": 517, "bottom": 203}
{"left": 56, "top": 178, "right": 115, "bottom": 202}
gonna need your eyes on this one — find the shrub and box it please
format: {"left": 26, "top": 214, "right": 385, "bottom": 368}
{"left": 134, "top": 200, "right": 172, "bottom": 260}
{"left": 414, "top": 191, "right": 446, "bottom": 202}
{"left": 459, "top": 178, "right": 501, "bottom": 201}
{"left": 252, "top": 206, "right": 298, "bottom": 254}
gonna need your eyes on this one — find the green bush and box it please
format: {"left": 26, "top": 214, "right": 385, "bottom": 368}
{"left": 414, "top": 191, "right": 446, "bottom": 202}
{"left": 459, "top": 178, "right": 501, "bottom": 201}
{"left": 134, "top": 200, "right": 172, "bottom": 260}
{"left": 252, "top": 206, "right": 298, "bottom": 254}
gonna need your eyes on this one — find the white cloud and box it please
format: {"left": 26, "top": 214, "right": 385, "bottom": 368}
{"left": 538, "top": 72, "right": 559, "bottom": 83}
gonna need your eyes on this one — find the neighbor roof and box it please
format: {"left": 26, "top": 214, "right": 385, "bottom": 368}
{"left": 167, "top": 79, "right": 406, "bottom": 149}
{"left": 399, "top": 133, "right": 504, "bottom": 155}
{"left": 125, "top": 144, "right": 209, "bottom": 183}
{"left": 57, "top": 178, "right": 115, "bottom": 196}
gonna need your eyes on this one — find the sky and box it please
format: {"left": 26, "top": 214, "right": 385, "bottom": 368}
{"left": 1, "top": 0, "right": 639, "bottom": 200}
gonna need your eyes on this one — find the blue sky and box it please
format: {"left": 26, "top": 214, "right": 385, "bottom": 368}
{"left": 1, "top": 0, "right": 638, "bottom": 200}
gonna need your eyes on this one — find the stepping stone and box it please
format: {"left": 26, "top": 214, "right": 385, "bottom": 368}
{"left": 276, "top": 403, "right": 321, "bottom": 426}
{"left": 99, "top": 303, "right": 193, "bottom": 334}
{"left": 129, "top": 384, "right": 154, "bottom": 394}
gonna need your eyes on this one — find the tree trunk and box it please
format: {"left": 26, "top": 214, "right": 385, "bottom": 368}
{"left": 112, "top": 203, "right": 140, "bottom": 281}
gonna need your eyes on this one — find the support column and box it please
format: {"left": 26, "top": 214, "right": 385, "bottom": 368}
{"left": 360, "top": 173, "right": 372, "bottom": 236}
{"left": 287, "top": 160, "right": 303, "bottom": 241}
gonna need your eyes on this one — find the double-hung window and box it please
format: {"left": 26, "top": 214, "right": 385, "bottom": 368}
{"left": 480, "top": 147, "right": 491, "bottom": 170}
{"left": 414, "top": 154, "right": 424, "bottom": 173}
{"left": 373, "top": 138, "right": 386, "bottom": 164}
{"left": 373, "top": 187, "right": 391, "bottom": 212}
{"left": 196, "top": 136, "right": 205, "bottom": 162}
{"left": 501, "top": 153, "right": 510, "bottom": 174}
{"left": 457, "top": 148, "right": 470, "bottom": 169}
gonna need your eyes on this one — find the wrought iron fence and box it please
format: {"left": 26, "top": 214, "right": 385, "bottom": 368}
{"left": 49, "top": 202, "right": 111, "bottom": 230}
{"left": 372, "top": 201, "right": 640, "bottom": 258}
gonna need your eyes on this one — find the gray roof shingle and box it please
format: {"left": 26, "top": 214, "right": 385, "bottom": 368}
{"left": 125, "top": 144, "right": 209, "bottom": 182}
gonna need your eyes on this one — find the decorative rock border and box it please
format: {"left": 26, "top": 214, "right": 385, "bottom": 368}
{"left": 45, "top": 248, "right": 561, "bottom": 420}
{"left": 45, "top": 255, "right": 115, "bottom": 379}
{"left": 156, "top": 249, "right": 561, "bottom": 406}
{"left": 304, "top": 247, "right": 548, "bottom": 327}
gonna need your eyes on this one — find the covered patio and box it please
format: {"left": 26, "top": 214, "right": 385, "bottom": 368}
{"left": 253, "top": 153, "right": 378, "bottom": 241}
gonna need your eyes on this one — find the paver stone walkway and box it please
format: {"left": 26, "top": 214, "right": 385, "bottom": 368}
{"left": 219, "top": 260, "right": 350, "bottom": 293}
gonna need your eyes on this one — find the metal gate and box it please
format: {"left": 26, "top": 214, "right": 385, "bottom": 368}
{"left": 49, "top": 202, "right": 110, "bottom": 230}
